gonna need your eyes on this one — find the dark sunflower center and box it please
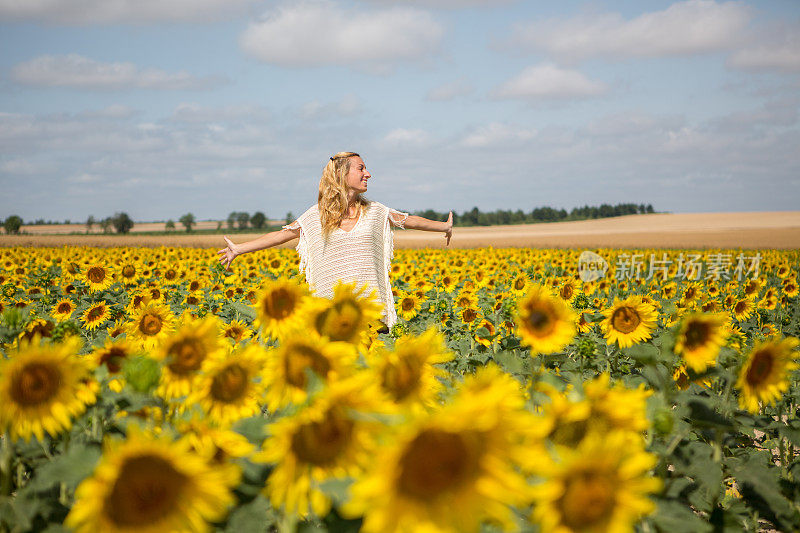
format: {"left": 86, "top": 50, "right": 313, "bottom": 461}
{"left": 318, "top": 300, "right": 362, "bottom": 342}
{"left": 186, "top": 296, "right": 199, "bottom": 306}
{"left": 11, "top": 362, "right": 62, "bottom": 406}
{"left": 381, "top": 356, "right": 422, "bottom": 401}
{"left": 138, "top": 313, "right": 163, "bottom": 336}
{"left": 734, "top": 301, "right": 748, "bottom": 314}
{"left": 165, "top": 269, "right": 177, "bottom": 280}
{"left": 514, "top": 278, "right": 526, "bottom": 291}
{"left": 746, "top": 350, "right": 775, "bottom": 386}
{"left": 122, "top": 265, "right": 136, "bottom": 278}
{"left": 549, "top": 419, "right": 589, "bottom": 448}
{"left": 401, "top": 298, "right": 415, "bottom": 311}
{"left": 270, "top": 259, "right": 281, "bottom": 269}
{"left": 559, "top": 470, "right": 615, "bottom": 529}
{"left": 150, "top": 289, "right": 161, "bottom": 300}
{"left": 100, "top": 347, "right": 128, "bottom": 373}
{"left": 87, "top": 305, "right": 105, "bottom": 322}
{"left": 397, "top": 429, "right": 483, "bottom": 500}
{"left": 524, "top": 305, "right": 555, "bottom": 336}
{"left": 263, "top": 288, "right": 296, "bottom": 320}
{"left": 225, "top": 326, "right": 243, "bottom": 339}
{"left": 683, "top": 321, "right": 711, "bottom": 350}
{"left": 560, "top": 285, "right": 573, "bottom": 300}
{"left": 611, "top": 306, "right": 640, "bottom": 334}
{"left": 166, "top": 339, "right": 205, "bottom": 375}
{"left": 462, "top": 308, "right": 478, "bottom": 323}
{"left": 87, "top": 267, "right": 106, "bottom": 284}
{"left": 189, "top": 281, "right": 200, "bottom": 291}
{"left": 210, "top": 364, "right": 248, "bottom": 402}
{"left": 57, "top": 302, "right": 73, "bottom": 313}
{"left": 285, "top": 344, "right": 331, "bottom": 388}
{"left": 290, "top": 408, "right": 354, "bottom": 466}
{"left": 104, "top": 454, "right": 188, "bottom": 527}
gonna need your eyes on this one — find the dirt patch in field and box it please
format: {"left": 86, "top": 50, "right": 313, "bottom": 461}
{"left": 2, "top": 212, "right": 799, "bottom": 249}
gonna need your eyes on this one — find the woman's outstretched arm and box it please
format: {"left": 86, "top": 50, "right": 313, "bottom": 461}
{"left": 217, "top": 227, "right": 301, "bottom": 270}
{"left": 402, "top": 211, "right": 453, "bottom": 246}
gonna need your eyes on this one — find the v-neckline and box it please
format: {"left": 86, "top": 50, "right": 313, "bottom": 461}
{"left": 337, "top": 208, "right": 362, "bottom": 233}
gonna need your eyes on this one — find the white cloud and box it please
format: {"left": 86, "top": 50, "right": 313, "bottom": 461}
{"left": 381, "top": 128, "right": 432, "bottom": 147}
{"left": 11, "top": 54, "right": 223, "bottom": 90}
{"left": 239, "top": 1, "right": 443, "bottom": 68}
{"left": 728, "top": 24, "right": 800, "bottom": 73}
{"left": 426, "top": 78, "right": 473, "bottom": 101}
{"left": 0, "top": 0, "right": 257, "bottom": 24}
{"left": 299, "top": 94, "right": 361, "bottom": 119}
{"left": 461, "top": 122, "right": 536, "bottom": 147}
{"left": 493, "top": 63, "right": 607, "bottom": 100}
{"left": 510, "top": 0, "right": 751, "bottom": 61}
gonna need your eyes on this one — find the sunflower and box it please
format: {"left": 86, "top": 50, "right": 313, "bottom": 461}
{"left": 782, "top": 279, "right": 799, "bottom": 298}
{"left": 510, "top": 273, "right": 529, "bottom": 295}
{"left": 530, "top": 431, "right": 660, "bottom": 533}
{"left": 674, "top": 312, "right": 729, "bottom": 373}
{"left": 374, "top": 327, "right": 454, "bottom": 406}
{"left": 154, "top": 316, "right": 226, "bottom": 402}
{"left": 51, "top": 298, "right": 76, "bottom": 321}
{"left": 256, "top": 375, "right": 389, "bottom": 518}
{"left": 458, "top": 305, "right": 481, "bottom": 328}
{"left": 307, "top": 281, "right": 383, "bottom": 346}
{"left": 0, "top": 336, "right": 96, "bottom": 442}
{"left": 253, "top": 278, "right": 309, "bottom": 340}
{"left": 600, "top": 295, "right": 658, "bottom": 349}
{"left": 514, "top": 284, "right": 577, "bottom": 355}
{"left": 119, "top": 262, "right": 140, "bottom": 286}
{"left": 731, "top": 296, "right": 756, "bottom": 322}
{"left": 18, "top": 318, "right": 55, "bottom": 343}
{"left": 80, "top": 300, "right": 110, "bottom": 331}
{"left": 221, "top": 318, "right": 253, "bottom": 343}
{"left": 93, "top": 337, "right": 138, "bottom": 375}
{"left": 396, "top": 291, "right": 421, "bottom": 321}
{"left": 126, "top": 301, "right": 176, "bottom": 350}
{"left": 83, "top": 263, "right": 113, "bottom": 293}
{"left": 673, "top": 364, "right": 713, "bottom": 391}
{"left": 343, "top": 369, "right": 536, "bottom": 533}
{"left": 262, "top": 331, "right": 357, "bottom": 411}
{"left": 557, "top": 279, "right": 577, "bottom": 305}
{"left": 736, "top": 337, "right": 800, "bottom": 413}
{"left": 453, "top": 289, "right": 478, "bottom": 309}
{"left": 187, "top": 343, "right": 268, "bottom": 426}
{"left": 474, "top": 318, "right": 496, "bottom": 348}
{"left": 65, "top": 427, "right": 237, "bottom": 533}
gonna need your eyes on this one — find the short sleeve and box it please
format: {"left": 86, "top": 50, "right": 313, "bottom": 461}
{"left": 282, "top": 220, "right": 301, "bottom": 232}
{"left": 388, "top": 208, "right": 409, "bottom": 230}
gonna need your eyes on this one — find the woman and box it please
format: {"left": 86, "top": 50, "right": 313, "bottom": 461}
{"left": 217, "top": 151, "right": 453, "bottom": 330}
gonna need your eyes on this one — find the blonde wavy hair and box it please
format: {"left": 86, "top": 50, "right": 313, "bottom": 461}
{"left": 318, "top": 151, "right": 369, "bottom": 236}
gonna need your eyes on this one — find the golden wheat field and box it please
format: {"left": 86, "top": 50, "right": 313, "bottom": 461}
{"left": 1, "top": 238, "right": 799, "bottom": 532}
{"left": 4, "top": 211, "right": 800, "bottom": 249}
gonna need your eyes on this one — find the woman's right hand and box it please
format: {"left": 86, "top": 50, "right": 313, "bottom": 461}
{"left": 217, "top": 236, "right": 240, "bottom": 271}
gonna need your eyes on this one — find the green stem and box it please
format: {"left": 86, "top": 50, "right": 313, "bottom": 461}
{"left": 0, "top": 433, "right": 12, "bottom": 498}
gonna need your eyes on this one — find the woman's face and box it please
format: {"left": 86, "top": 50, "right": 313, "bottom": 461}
{"left": 345, "top": 156, "right": 370, "bottom": 193}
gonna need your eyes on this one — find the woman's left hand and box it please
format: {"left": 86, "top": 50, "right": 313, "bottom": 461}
{"left": 444, "top": 211, "right": 453, "bottom": 246}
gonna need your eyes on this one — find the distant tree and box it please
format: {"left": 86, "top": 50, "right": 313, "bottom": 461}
{"left": 227, "top": 212, "right": 237, "bottom": 230}
{"left": 3, "top": 215, "right": 23, "bottom": 234}
{"left": 86, "top": 215, "right": 96, "bottom": 234}
{"left": 64, "top": 219, "right": 71, "bottom": 225}
{"left": 112, "top": 212, "right": 134, "bottom": 234}
{"left": 285, "top": 211, "right": 294, "bottom": 224}
{"left": 100, "top": 217, "right": 112, "bottom": 233}
{"left": 251, "top": 211, "right": 266, "bottom": 230}
{"left": 179, "top": 213, "right": 196, "bottom": 233}
{"left": 236, "top": 212, "right": 250, "bottom": 230}
{"left": 216, "top": 221, "right": 222, "bottom": 231}
{"left": 646, "top": 204, "right": 654, "bottom": 214}
{"left": 165, "top": 219, "right": 176, "bottom": 231}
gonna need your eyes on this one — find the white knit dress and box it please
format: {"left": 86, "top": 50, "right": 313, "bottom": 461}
{"left": 283, "top": 201, "right": 409, "bottom": 328}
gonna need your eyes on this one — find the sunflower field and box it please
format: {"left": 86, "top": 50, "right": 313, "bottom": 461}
{"left": 0, "top": 245, "right": 799, "bottom": 532}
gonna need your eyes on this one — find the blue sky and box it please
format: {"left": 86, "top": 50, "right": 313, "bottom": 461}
{"left": 1, "top": 0, "right": 798, "bottom": 222}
